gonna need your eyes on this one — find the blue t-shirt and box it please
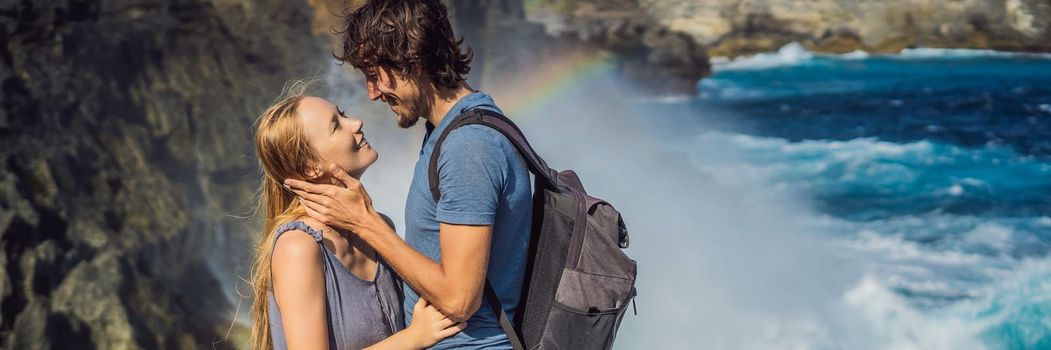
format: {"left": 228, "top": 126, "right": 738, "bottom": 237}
{"left": 403, "top": 92, "right": 532, "bottom": 349}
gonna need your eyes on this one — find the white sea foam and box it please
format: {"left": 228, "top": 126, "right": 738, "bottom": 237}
{"left": 840, "top": 50, "right": 871, "bottom": 60}
{"left": 712, "top": 43, "right": 1051, "bottom": 72}
{"left": 962, "top": 224, "right": 1015, "bottom": 253}
{"left": 629, "top": 94, "right": 695, "bottom": 104}
{"left": 844, "top": 276, "right": 987, "bottom": 350}
{"left": 790, "top": 227, "right": 1051, "bottom": 350}
{"left": 712, "top": 42, "right": 814, "bottom": 71}
{"left": 897, "top": 47, "right": 1051, "bottom": 59}
{"left": 839, "top": 240, "right": 1051, "bottom": 349}
{"left": 680, "top": 132, "right": 940, "bottom": 190}
{"left": 847, "top": 230, "right": 989, "bottom": 267}
{"left": 679, "top": 131, "right": 1051, "bottom": 219}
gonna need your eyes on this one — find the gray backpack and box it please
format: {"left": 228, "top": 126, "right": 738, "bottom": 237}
{"left": 429, "top": 108, "right": 638, "bottom": 350}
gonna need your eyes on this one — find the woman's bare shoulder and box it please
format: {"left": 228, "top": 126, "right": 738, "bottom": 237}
{"left": 272, "top": 228, "right": 322, "bottom": 268}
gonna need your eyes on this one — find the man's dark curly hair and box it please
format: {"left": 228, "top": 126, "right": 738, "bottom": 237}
{"left": 335, "top": 0, "right": 473, "bottom": 89}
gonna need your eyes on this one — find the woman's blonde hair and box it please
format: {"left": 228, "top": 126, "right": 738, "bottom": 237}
{"left": 249, "top": 82, "right": 323, "bottom": 350}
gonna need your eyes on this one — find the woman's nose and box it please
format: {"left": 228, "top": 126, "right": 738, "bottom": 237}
{"left": 350, "top": 118, "right": 364, "bottom": 132}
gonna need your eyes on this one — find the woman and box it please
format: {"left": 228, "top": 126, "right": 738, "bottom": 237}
{"left": 250, "top": 90, "right": 465, "bottom": 349}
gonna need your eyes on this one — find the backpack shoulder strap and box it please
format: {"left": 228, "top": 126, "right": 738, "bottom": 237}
{"left": 485, "top": 281, "right": 526, "bottom": 350}
{"left": 428, "top": 108, "right": 560, "bottom": 202}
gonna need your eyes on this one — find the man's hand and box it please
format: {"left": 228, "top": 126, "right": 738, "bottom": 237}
{"left": 284, "top": 164, "right": 381, "bottom": 234}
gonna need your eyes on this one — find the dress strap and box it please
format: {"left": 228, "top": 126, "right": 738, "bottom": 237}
{"left": 273, "top": 220, "right": 324, "bottom": 244}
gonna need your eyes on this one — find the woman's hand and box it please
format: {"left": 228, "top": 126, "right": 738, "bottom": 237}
{"left": 404, "top": 298, "right": 467, "bottom": 349}
{"left": 363, "top": 297, "right": 467, "bottom": 350}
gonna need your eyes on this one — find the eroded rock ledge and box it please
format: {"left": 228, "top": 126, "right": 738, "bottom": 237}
{"left": 481, "top": 0, "right": 1051, "bottom": 94}
{"left": 1, "top": 0, "right": 325, "bottom": 347}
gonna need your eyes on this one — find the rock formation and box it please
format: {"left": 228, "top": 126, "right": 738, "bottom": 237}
{"left": 517, "top": 0, "right": 1051, "bottom": 92}
{"left": 1, "top": 0, "right": 325, "bottom": 348}
{"left": 529, "top": 0, "right": 1051, "bottom": 58}
{"left": 450, "top": 0, "right": 711, "bottom": 95}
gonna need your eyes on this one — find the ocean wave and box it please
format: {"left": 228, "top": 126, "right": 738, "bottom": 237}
{"left": 672, "top": 128, "right": 1051, "bottom": 320}
{"left": 845, "top": 258, "right": 1051, "bottom": 350}
{"left": 629, "top": 94, "right": 695, "bottom": 104}
{"left": 835, "top": 226, "right": 1012, "bottom": 304}
{"left": 646, "top": 52, "right": 1051, "bottom": 348}
{"left": 790, "top": 209, "right": 1051, "bottom": 329}
{"left": 511, "top": 47, "right": 1050, "bottom": 349}
{"left": 711, "top": 43, "right": 1051, "bottom": 72}
{"left": 897, "top": 47, "right": 1051, "bottom": 60}
{"left": 961, "top": 224, "right": 1016, "bottom": 253}
{"left": 680, "top": 132, "right": 1051, "bottom": 219}
{"left": 697, "top": 76, "right": 871, "bottom": 100}
{"left": 845, "top": 275, "right": 986, "bottom": 350}
{"left": 711, "top": 43, "right": 815, "bottom": 71}
{"left": 846, "top": 230, "right": 993, "bottom": 267}
{"left": 820, "top": 213, "right": 1051, "bottom": 255}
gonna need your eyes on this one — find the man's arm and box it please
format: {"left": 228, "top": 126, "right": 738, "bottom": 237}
{"left": 357, "top": 217, "right": 491, "bottom": 321}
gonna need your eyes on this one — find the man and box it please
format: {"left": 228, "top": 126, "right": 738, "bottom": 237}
{"left": 284, "top": 0, "right": 531, "bottom": 348}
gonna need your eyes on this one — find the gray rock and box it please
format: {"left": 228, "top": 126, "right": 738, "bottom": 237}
{"left": 505, "top": 0, "right": 1051, "bottom": 94}
{"left": 48, "top": 252, "right": 134, "bottom": 349}
{"left": 444, "top": 0, "right": 709, "bottom": 95}
{"left": 2, "top": 0, "right": 325, "bottom": 347}
{"left": 4, "top": 301, "right": 51, "bottom": 350}
{"left": 627, "top": 0, "right": 1049, "bottom": 55}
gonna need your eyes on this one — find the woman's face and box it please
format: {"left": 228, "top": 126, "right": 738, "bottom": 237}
{"left": 298, "top": 96, "right": 378, "bottom": 178}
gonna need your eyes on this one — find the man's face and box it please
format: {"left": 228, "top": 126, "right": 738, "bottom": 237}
{"left": 363, "top": 66, "right": 424, "bottom": 128}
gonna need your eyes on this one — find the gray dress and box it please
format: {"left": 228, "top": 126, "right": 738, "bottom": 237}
{"left": 269, "top": 220, "right": 405, "bottom": 349}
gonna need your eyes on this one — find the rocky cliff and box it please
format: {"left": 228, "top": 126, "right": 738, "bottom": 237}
{"left": 1, "top": 0, "right": 325, "bottom": 348}
{"left": 518, "top": 0, "right": 1051, "bottom": 92}
{"left": 529, "top": 0, "right": 1051, "bottom": 56}
{"left": 450, "top": 0, "right": 712, "bottom": 95}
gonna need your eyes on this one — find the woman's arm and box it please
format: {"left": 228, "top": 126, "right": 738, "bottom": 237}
{"left": 273, "top": 229, "right": 463, "bottom": 349}
{"left": 365, "top": 298, "right": 467, "bottom": 350}
{"left": 271, "top": 230, "right": 329, "bottom": 350}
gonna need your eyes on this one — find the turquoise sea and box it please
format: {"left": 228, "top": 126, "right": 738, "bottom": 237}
{"left": 511, "top": 44, "right": 1051, "bottom": 349}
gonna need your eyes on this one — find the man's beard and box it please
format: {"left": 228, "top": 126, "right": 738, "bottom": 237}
{"left": 396, "top": 102, "right": 426, "bottom": 128}
{"left": 397, "top": 114, "right": 419, "bottom": 128}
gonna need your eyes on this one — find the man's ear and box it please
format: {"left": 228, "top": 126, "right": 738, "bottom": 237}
{"left": 378, "top": 66, "right": 398, "bottom": 90}
{"left": 403, "top": 66, "right": 433, "bottom": 90}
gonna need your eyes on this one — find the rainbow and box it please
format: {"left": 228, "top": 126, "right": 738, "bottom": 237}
{"left": 490, "top": 51, "right": 615, "bottom": 117}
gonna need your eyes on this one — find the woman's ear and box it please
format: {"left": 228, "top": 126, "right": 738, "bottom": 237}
{"left": 305, "top": 165, "right": 324, "bottom": 181}
{"left": 304, "top": 165, "right": 342, "bottom": 186}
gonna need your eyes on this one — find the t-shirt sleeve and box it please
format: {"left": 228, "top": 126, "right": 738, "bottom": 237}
{"left": 435, "top": 125, "right": 508, "bottom": 226}
{"left": 377, "top": 212, "right": 397, "bottom": 231}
